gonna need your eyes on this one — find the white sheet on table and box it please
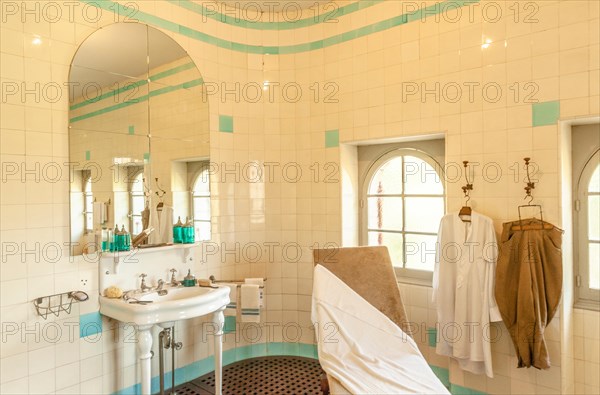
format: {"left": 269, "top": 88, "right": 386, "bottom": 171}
{"left": 311, "top": 265, "right": 450, "bottom": 395}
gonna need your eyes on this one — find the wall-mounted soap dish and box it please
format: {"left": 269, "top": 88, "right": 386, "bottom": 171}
{"left": 33, "top": 290, "right": 89, "bottom": 320}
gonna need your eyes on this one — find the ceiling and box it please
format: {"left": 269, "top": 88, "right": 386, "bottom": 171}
{"left": 70, "top": 23, "right": 188, "bottom": 99}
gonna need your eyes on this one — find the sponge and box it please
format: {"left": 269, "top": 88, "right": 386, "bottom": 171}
{"left": 105, "top": 286, "right": 123, "bottom": 298}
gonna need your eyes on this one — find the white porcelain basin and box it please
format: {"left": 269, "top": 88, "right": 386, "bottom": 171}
{"left": 99, "top": 286, "right": 230, "bottom": 326}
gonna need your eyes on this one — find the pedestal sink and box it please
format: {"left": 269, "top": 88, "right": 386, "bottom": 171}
{"left": 99, "top": 286, "right": 230, "bottom": 395}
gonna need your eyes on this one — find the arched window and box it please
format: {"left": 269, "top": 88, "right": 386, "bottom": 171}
{"left": 129, "top": 171, "right": 145, "bottom": 235}
{"left": 83, "top": 174, "right": 93, "bottom": 233}
{"left": 192, "top": 168, "right": 211, "bottom": 241}
{"left": 577, "top": 150, "right": 600, "bottom": 303}
{"left": 362, "top": 149, "right": 444, "bottom": 279}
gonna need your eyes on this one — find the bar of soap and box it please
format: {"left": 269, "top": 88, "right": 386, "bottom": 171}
{"left": 105, "top": 286, "right": 123, "bottom": 298}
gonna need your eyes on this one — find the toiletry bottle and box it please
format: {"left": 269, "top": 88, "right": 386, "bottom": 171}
{"left": 121, "top": 225, "right": 130, "bottom": 251}
{"left": 113, "top": 225, "right": 120, "bottom": 251}
{"left": 173, "top": 217, "right": 183, "bottom": 244}
{"left": 182, "top": 269, "right": 196, "bottom": 287}
{"left": 101, "top": 227, "right": 108, "bottom": 252}
{"left": 107, "top": 227, "right": 114, "bottom": 252}
{"left": 183, "top": 217, "right": 195, "bottom": 244}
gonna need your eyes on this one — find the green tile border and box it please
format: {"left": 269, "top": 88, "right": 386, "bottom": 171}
{"left": 112, "top": 342, "right": 318, "bottom": 395}
{"left": 82, "top": 0, "right": 479, "bottom": 55}
{"left": 70, "top": 61, "right": 196, "bottom": 111}
{"left": 85, "top": 150, "right": 91, "bottom": 160}
{"left": 69, "top": 78, "right": 203, "bottom": 123}
{"left": 170, "top": 0, "right": 385, "bottom": 31}
{"left": 325, "top": 129, "right": 339, "bottom": 148}
{"left": 224, "top": 316, "right": 236, "bottom": 333}
{"left": 427, "top": 327, "right": 437, "bottom": 347}
{"left": 532, "top": 100, "right": 560, "bottom": 127}
{"left": 219, "top": 115, "right": 234, "bottom": 133}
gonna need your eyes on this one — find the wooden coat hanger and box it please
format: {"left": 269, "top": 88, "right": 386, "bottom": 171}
{"left": 459, "top": 161, "right": 473, "bottom": 222}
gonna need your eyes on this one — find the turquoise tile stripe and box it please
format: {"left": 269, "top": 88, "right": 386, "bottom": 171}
{"left": 427, "top": 327, "right": 437, "bottom": 347}
{"left": 69, "top": 62, "right": 196, "bottom": 111}
{"left": 224, "top": 315, "right": 236, "bottom": 333}
{"left": 170, "top": 0, "right": 386, "bottom": 31}
{"left": 79, "top": 311, "right": 102, "bottom": 338}
{"left": 532, "top": 101, "right": 560, "bottom": 127}
{"left": 81, "top": 0, "right": 479, "bottom": 54}
{"left": 219, "top": 115, "right": 234, "bottom": 133}
{"left": 325, "top": 129, "right": 339, "bottom": 148}
{"left": 70, "top": 78, "right": 203, "bottom": 123}
{"left": 112, "top": 342, "right": 318, "bottom": 395}
{"left": 430, "top": 365, "right": 450, "bottom": 388}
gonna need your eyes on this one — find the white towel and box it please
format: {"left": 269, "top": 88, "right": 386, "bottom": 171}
{"left": 240, "top": 284, "right": 260, "bottom": 323}
{"left": 148, "top": 205, "right": 174, "bottom": 244}
{"left": 245, "top": 278, "right": 264, "bottom": 308}
{"left": 92, "top": 202, "right": 106, "bottom": 230}
{"left": 222, "top": 284, "right": 238, "bottom": 317}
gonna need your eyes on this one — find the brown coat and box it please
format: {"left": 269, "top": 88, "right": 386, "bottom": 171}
{"left": 495, "top": 218, "right": 563, "bottom": 369}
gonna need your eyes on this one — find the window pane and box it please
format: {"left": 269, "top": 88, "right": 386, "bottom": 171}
{"left": 589, "top": 195, "right": 600, "bottom": 241}
{"left": 132, "top": 216, "right": 143, "bottom": 235}
{"left": 194, "top": 170, "right": 210, "bottom": 195}
{"left": 368, "top": 231, "right": 403, "bottom": 267}
{"left": 405, "top": 234, "right": 437, "bottom": 271}
{"left": 86, "top": 213, "right": 93, "bottom": 230}
{"left": 589, "top": 242, "right": 599, "bottom": 290}
{"left": 194, "top": 197, "right": 210, "bottom": 221}
{"left": 405, "top": 197, "right": 444, "bottom": 233}
{"left": 367, "top": 197, "right": 403, "bottom": 231}
{"left": 132, "top": 196, "right": 145, "bottom": 214}
{"left": 131, "top": 173, "right": 144, "bottom": 192}
{"left": 589, "top": 165, "right": 600, "bottom": 193}
{"left": 195, "top": 221, "right": 211, "bottom": 241}
{"left": 404, "top": 156, "right": 443, "bottom": 195}
{"left": 368, "top": 157, "right": 403, "bottom": 195}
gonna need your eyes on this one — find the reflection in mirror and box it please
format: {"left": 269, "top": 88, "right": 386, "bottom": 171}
{"left": 69, "top": 23, "right": 210, "bottom": 256}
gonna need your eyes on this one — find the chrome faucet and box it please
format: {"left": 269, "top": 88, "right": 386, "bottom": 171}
{"left": 155, "top": 279, "right": 165, "bottom": 291}
{"left": 139, "top": 273, "right": 152, "bottom": 292}
{"left": 169, "top": 269, "right": 179, "bottom": 286}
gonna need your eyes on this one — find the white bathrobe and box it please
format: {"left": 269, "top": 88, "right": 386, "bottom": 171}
{"left": 148, "top": 205, "right": 174, "bottom": 245}
{"left": 312, "top": 265, "right": 450, "bottom": 394}
{"left": 433, "top": 211, "right": 502, "bottom": 378}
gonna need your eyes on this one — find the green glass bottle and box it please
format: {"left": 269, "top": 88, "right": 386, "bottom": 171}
{"left": 173, "top": 217, "right": 184, "bottom": 244}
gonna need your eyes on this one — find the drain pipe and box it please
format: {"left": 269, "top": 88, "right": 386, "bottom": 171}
{"left": 158, "top": 327, "right": 183, "bottom": 395}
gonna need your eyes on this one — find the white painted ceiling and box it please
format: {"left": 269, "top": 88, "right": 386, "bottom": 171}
{"left": 70, "top": 23, "right": 188, "bottom": 99}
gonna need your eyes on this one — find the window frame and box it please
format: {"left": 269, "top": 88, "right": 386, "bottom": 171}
{"left": 190, "top": 165, "right": 211, "bottom": 241}
{"left": 83, "top": 172, "right": 93, "bottom": 233}
{"left": 360, "top": 148, "right": 445, "bottom": 283}
{"left": 129, "top": 170, "right": 145, "bottom": 236}
{"left": 575, "top": 149, "right": 600, "bottom": 308}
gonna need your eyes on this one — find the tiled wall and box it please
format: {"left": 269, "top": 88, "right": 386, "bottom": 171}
{"left": 1, "top": 0, "right": 599, "bottom": 394}
{"left": 573, "top": 308, "right": 600, "bottom": 394}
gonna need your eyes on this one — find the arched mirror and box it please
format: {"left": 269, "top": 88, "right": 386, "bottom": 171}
{"left": 69, "top": 23, "right": 210, "bottom": 255}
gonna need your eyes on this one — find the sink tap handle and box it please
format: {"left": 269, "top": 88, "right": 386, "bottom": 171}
{"left": 156, "top": 279, "right": 164, "bottom": 291}
{"left": 169, "top": 269, "right": 179, "bottom": 286}
{"left": 139, "top": 273, "right": 150, "bottom": 291}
